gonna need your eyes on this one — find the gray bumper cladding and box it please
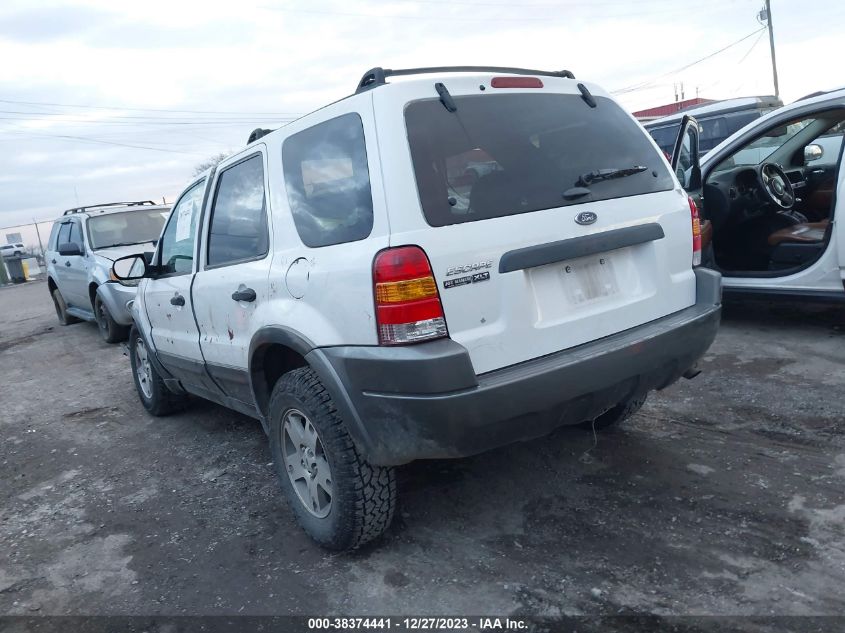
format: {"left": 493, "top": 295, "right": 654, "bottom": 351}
{"left": 311, "top": 268, "right": 722, "bottom": 466}
{"left": 96, "top": 282, "right": 137, "bottom": 326}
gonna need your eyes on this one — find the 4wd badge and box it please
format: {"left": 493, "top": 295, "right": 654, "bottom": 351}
{"left": 575, "top": 211, "right": 598, "bottom": 225}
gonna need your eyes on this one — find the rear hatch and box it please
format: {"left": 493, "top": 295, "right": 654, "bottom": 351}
{"left": 374, "top": 77, "right": 697, "bottom": 375}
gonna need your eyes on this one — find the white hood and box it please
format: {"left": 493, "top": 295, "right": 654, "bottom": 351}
{"left": 93, "top": 242, "right": 156, "bottom": 262}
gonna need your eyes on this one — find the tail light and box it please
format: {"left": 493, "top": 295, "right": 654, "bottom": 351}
{"left": 689, "top": 195, "right": 702, "bottom": 267}
{"left": 373, "top": 246, "right": 448, "bottom": 345}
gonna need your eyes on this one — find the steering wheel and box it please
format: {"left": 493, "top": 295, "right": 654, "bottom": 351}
{"left": 757, "top": 162, "right": 795, "bottom": 210}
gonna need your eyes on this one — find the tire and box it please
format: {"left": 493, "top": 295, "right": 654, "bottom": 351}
{"left": 268, "top": 367, "right": 396, "bottom": 550}
{"left": 582, "top": 394, "right": 648, "bottom": 431}
{"left": 52, "top": 288, "right": 80, "bottom": 325}
{"left": 129, "top": 328, "right": 187, "bottom": 416}
{"left": 94, "top": 294, "right": 129, "bottom": 344}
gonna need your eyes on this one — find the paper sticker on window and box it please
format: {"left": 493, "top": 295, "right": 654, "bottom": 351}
{"left": 174, "top": 198, "right": 195, "bottom": 243}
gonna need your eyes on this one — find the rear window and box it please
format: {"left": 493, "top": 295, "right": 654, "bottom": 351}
{"left": 282, "top": 113, "right": 374, "bottom": 248}
{"left": 647, "top": 123, "right": 681, "bottom": 156}
{"left": 405, "top": 93, "right": 674, "bottom": 227}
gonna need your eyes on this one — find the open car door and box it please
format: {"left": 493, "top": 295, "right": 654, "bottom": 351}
{"left": 670, "top": 115, "right": 712, "bottom": 256}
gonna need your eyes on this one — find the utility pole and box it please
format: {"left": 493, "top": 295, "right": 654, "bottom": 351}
{"left": 33, "top": 219, "right": 46, "bottom": 264}
{"left": 761, "top": 0, "right": 780, "bottom": 99}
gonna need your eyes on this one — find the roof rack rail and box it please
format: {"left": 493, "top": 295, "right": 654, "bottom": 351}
{"left": 355, "top": 66, "right": 575, "bottom": 94}
{"left": 62, "top": 201, "right": 157, "bottom": 216}
{"left": 247, "top": 128, "right": 273, "bottom": 144}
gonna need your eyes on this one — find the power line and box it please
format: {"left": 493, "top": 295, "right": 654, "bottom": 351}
{"left": 0, "top": 98, "right": 300, "bottom": 117}
{"left": 0, "top": 129, "right": 206, "bottom": 155}
{"left": 612, "top": 26, "right": 766, "bottom": 95}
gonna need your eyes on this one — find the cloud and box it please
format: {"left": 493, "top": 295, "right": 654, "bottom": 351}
{"left": 0, "top": 0, "right": 843, "bottom": 233}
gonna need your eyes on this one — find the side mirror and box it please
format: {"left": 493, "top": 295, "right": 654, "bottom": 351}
{"left": 111, "top": 254, "right": 148, "bottom": 285}
{"left": 804, "top": 144, "right": 824, "bottom": 163}
{"left": 58, "top": 242, "right": 82, "bottom": 257}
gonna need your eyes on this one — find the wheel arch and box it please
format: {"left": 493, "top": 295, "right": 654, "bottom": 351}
{"left": 47, "top": 276, "right": 58, "bottom": 294}
{"left": 88, "top": 281, "right": 99, "bottom": 309}
{"left": 248, "top": 327, "right": 315, "bottom": 423}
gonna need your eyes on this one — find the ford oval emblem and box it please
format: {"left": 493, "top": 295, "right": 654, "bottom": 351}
{"left": 575, "top": 211, "right": 598, "bottom": 225}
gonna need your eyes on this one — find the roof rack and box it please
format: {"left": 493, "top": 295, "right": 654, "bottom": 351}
{"left": 355, "top": 66, "right": 576, "bottom": 94}
{"left": 247, "top": 128, "right": 273, "bottom": 144}
{"left": 62, "top": 201, "right": 157, "bottom": 216}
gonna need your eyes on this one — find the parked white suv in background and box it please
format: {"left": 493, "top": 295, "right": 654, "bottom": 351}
{"left": 113, "top": 66, "right": 722, "bottom": 550}
{"left": 0, "top": 242, "right": 25, "bottom": 258}
{"left": 46, "top": 201, "right": 170, "bottom": 342}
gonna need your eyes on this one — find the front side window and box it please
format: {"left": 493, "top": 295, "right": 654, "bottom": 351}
{"left": 158, "top": 179, "right": 206, "bottom": 275}
{"left": 207, "top": 154, "right": 268, "bottom": 268}
{"left": 405, "top": 93, "right": 674, "bottom": 227}
{"left": 713, "top": 112, "right": 844, "bottom": 173}
{"left": 282, "top": 113, "right": 374, "bottom": 248}
{"left": 56, "top": 222, "right": 72, "bottom": 247}
{"left": 67, "top": 221, "right": 83, "bottom": 250}
{"left": 87, "top": 209, "right": 169, "bottom": 250}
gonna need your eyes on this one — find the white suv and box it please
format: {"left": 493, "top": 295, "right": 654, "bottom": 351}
{"left": 113, "top": 66, "right": 721, "bottom": 549}
{"left": 0, "top": 242, "right": 25, "bottom": 258}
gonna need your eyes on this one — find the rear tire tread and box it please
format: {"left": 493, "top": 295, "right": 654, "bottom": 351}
{"left": 269, "top": 367, "right": 396, "bottom": 550}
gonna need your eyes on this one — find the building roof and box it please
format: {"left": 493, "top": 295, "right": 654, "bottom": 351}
{"left": 632, "top": 98, "right": 715, "bottom": 122}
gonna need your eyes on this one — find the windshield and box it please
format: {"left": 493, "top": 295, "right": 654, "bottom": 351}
{"left": 87, "top": 208, "right": 169, "bottom": 250}
{"left": 720, "top": 118, "right": 813, "bottom": 169}
{"left": 405, "top": 93, "right": 674, "bottom": 226}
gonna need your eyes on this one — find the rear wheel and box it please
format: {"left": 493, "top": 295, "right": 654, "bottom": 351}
{"left": 94, "top": 295, "right": 129, "bottom": 344}
{"left": 269, "top": 367, "right": 396, "bottom": 550}
{"left": 52, "top": 288, "right": 80, "bottom": 325}
{"left": 129, "top": 328, "right": 187, "bottom": 416}
{"left": 582, "top": 394, "right": 647, "bottom": 431}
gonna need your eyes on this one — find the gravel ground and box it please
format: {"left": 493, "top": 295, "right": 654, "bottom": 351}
{"left": 1, "top": 280, "right": 844, "bottom": 623}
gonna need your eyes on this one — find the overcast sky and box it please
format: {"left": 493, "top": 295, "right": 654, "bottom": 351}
{"left": 1, "top": 0, "right": 843, "bottom": 239}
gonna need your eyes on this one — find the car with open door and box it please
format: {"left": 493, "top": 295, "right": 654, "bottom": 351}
{"left": 674, "top": 89, "right": 845, "bottom": 303}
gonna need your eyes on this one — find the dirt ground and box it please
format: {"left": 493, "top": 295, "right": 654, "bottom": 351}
{"left": 1, "top": 280, "right": 844, "bottom": 622}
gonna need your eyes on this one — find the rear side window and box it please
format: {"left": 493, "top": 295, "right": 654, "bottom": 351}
{"left": 405, "top": 93, "right": 674, "bottom": 227}
{"left": 207, "top": 154, "right": 268, "bottom": 267}
{"left": 282, "top": 113, "right": 374, "bottom": 248}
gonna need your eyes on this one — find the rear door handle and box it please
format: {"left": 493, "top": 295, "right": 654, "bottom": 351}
{"left": 231, "top": 286, "right": 257, "bottom": 302}
{"left": 170, "top": 294, "right": 185, "bottom": 306}
{"left": 64, "top": 261, "right": 71, "bottom": 267}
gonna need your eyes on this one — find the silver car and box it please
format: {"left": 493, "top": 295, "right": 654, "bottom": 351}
{"left": 45, "top": 201, "right": 170, "bottom": 343}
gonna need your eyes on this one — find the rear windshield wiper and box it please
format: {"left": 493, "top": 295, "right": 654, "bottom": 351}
{"left": 576, "top": 165, "right": 648, "bottom": 187}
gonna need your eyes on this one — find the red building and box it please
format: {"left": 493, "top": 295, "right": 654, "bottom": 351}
{"left": 632, "top": 98, "right": 715, "bottom": 122}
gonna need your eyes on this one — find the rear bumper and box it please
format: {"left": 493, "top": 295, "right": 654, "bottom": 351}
{"left": 96, "top": 281, "right": 136, "bottom": 326}
{"left": 309, "top": 268, "right": 722, "bottom": 466}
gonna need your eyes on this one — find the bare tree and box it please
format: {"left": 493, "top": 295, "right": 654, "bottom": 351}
{"left": 192, "top": 152, "right": 230, "bottom": 176}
